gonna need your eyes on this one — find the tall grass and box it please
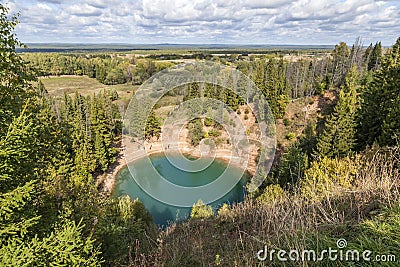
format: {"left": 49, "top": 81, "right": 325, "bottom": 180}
{"left": 136, "top": 147, "right": 399, "bottom": 266}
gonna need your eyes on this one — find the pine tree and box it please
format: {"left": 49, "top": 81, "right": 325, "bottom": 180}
{"left": 314, "top": 67, "right": 358, "bottom": 158}
{"left": 0, "top": 5, "right": 41, "bottom": 242}
{"left": 0, "top": 7, "right": 104, "bottom": 265}
{"left": 331, "top": 42, "right": 351, "bottom": 87}
{"left": 0, "top": 115, "right": 40, "bottom": 240}
{"left": 368, "top": 42, "right": 382, "bottom": 71}
{"left": 188, "top": 118, "right": 204, "bottom": 146}
{"left": 0, "top": 5, "right": 34, "bottom": 135}
{"left": 145, "top": 110, "right": 161, "bottom": 140}
{"left": 0, "top": 218, "right": 102, "bottom": 266}
{"left": 274, "top": 143, "right": 308, "bottom": 187}
{"left": 357, "top": 38, "right": 400, "bottom": 148}
{"left": 363, "top": 43, "right": 373, "bottom": 69}
{"left": 183, "top": 82, "right": 201, "bottom": 101}
{"left": 381, "top": 95, "right": 400, "bottom": 144}
{"left": 95, "top": 196, "right": 153, "bottom": 266}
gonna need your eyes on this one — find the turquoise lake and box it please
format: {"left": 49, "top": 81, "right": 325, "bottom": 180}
{"left": 112, "top": 153, "right": 248, "bottom": 226}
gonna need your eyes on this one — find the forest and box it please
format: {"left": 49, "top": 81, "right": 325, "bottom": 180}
{"left": 1, "top": 4, "right": 400, "bottom": 266}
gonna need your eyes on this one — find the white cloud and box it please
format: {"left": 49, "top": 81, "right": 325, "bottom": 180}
{"left": 242, "top": 0, "right": 292, "bottom": 9}
{"left": 37, "top": 3, "right": 52, "bottom": 11}
{"left": 8, "top": 0, "right": 400, "bottom": 45}
{"left": 67, "top": 4, "right": 103, "bottom": 16}
{"left": 36, "top": 0, "right": 62, "bottom": 3}
{"left": 85, "top": 0, "right": 108, "bottom": 8}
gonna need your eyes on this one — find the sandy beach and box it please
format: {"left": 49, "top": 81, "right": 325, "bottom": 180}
{"left": 98, "top": 133, "right": 260, "bottom": 196}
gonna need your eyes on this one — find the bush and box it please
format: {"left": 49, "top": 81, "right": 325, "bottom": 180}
{"left": 204, "top": 117, "right": 214, "bottom": 127}
{"left": 283, "top": 118, "right": 291, "bottom": 126}
{"left": 285, "top": 132, "right": 296, "bottom": 141}
{"left": 95, "top": 196, "right": 154, "bottom": 266}
{"left": 208, "top": 129, "right": 221, "bottom": 137}
{"left": 190, "top": 199, "right": 214, "bottom": 219}
{"left": 273, "top": 143, "right": 308, "bottom": 187}
{"left": 214, "top": 138, "right": 224, "bottom": 147}
{"left": 217, "top": 203, "right": 232, "bottom": 218}
{"left": 257, "top": 184, "right": 285, "bottom": 204}
{"left": 298, "top": 157, "right": 357, "bottom": 201}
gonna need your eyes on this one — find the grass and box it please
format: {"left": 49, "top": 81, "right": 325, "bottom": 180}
{"left": 39, "top": 75, "right": 137, "bottom": 101}
{"left": 134, "top": 147, "right": 400, "bottom": 266}
{"left": 38, "top": 75, "right": 139, "bottom": 112}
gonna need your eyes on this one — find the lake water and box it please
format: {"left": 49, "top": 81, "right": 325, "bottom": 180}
{"left": 112, "top": 153, "right": 248, "bottom": 226}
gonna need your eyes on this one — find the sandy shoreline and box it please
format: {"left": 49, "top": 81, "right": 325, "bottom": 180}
{"left": 98, "top": 135, "right": 258, "bottom": 196}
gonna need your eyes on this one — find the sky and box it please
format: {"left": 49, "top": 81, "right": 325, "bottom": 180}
{"left": 3, "top": 0, "right": 400, "bottom": 45}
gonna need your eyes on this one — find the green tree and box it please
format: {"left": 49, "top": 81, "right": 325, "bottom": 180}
{"left": 0, "top": 5, "right": 34, "bottom": 135}
{"left": 357, "top": 38, "right": 400, "bottom": 148}
{"left": 368, "top": 42, "right": 382, "bottom": 71}
{"left": 184, "top": 82, "right": 201, "bottom": 101}
{"left": 188, "top": 118, "right": 204, "bottom": 146}
{"left": 0, "top": 218, "right": 102, "bottom": 266}
{"left": 145, "top": 110, "right": 161, "bottom": 140}
{"left": 95, "top": 196, "right": 154, "bottom": 266}
{"left": 0, "top": 6, "right": 103, "bottom": 265}
{"left": 314, "top": 67, "right": 358, "bottom": 158}
{"left": 331, "top": 41, "right": 351, "bottom": 87}
{"left": 104, "top": 68, "right": 126, "bottom": 85}
{"left": 363, "top": 43, "right": 373, "bottom": 68}
{"left": 273, "top": 143, "right": 308, "bottom": 187}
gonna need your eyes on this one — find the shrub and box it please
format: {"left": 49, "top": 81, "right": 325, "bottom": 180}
{"left": 190, "top": 199, "right": 214, "bottom": 219}
{"left": 204, "top": 117, "right": 214, "bottom": 127}
{"left": 285, "top": 132, "right": 296, "bottom": 141}
{"left": 257, "top": 184, "right": 285, "bottom": 204}
{"left": 208, "top": 129, "right": 221, "bottom": 137}
{"left": 273, "top": 143, "right": 308, "bottom": 187}
{"left": 283, "top": 118, "right": 291, "bottom": 126}
{"left": 95, "top": 196, "right": 154, "bottom": 266}
{"left": 214, "top": 138, "right": 224, "bottom": 147}
{"left": 217, "top": 203, "right": 232, "bottom": 219}
{"left": 298, "top": 157, "right": 357, "bottom": 201}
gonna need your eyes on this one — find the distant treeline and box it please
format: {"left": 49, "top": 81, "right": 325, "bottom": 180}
{"left": 22, "top": 40, "right": 383, "bottom": 123}
{"left": 17, "top": 48, "right": 146, "bottom": 53}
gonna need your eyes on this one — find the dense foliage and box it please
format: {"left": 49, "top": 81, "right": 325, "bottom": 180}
{"left": 0, "top": 6, "right": 155, "bottom": 266}
{"left": 2, "top": 3, "right": 400, "bottom": 266}
{"left": 22, "top": 53, "right": 174, "bottom": 85}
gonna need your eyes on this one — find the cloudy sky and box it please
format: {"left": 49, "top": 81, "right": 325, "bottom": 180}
{"left": 3, "top": 0, "right": 400, "bottom": 45}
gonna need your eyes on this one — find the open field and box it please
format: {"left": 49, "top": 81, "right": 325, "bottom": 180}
{"left": 39, "top": 75, "right": 137, "bottom": 102}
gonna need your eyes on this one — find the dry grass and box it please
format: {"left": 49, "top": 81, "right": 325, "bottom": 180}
{"left": 276, "top": 90, "right": 337, "bottom": 148}
{"left": 38, "top": 75, "right": 137, "bottom": 101}
{"left": 134, "top": 147, "right": 400, "bottom": 266}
